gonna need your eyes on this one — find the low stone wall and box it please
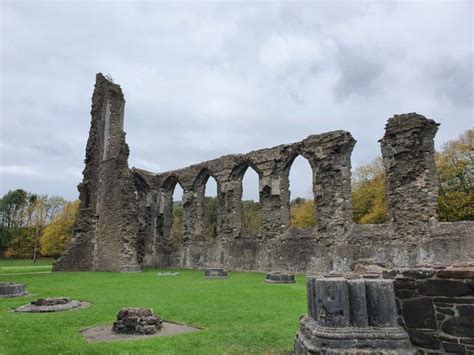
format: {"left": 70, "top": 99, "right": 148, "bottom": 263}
{"left": 388, "top": 264, "right": 474, "bottom": 354}
{"left": 161, "top": 221, "right": 474, "bottom": 274}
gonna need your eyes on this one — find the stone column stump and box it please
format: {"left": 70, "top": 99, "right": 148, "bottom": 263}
{"left": 265, "top": 272, "right": 295, "bottom": 283}
{"left": 0, "top": 282, "right": 27, "bottom": 298}
{"left": 295, "top": 277, "right": 415, "bottom": 354}
{"left": 204, "top": 268, "right": 228, "bottom": 278}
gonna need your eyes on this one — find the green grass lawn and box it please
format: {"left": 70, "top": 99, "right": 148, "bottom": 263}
{"left": 0, "top": 262, "right": 307, "bottom": 355}
{"left": 0, "top": 258, "right": 55, "bottom": 267}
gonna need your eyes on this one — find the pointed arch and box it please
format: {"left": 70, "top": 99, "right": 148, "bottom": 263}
{"left": 229, "top": 161, "right": 262, "bottom": 236}
{"left": 286, "top": 154, "right": 316, "bottom": 229}
{"left": 160, "top": 175, "right": 184, "bottom": 246}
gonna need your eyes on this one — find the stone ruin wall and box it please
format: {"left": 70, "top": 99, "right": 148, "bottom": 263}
{"left": 390, "top": 265, "right": 474, "bottom": 353}
{"left": 54, "top": 74, "right": 474, "bottom": 273}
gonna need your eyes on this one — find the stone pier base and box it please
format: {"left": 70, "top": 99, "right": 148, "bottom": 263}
{"left": 295, "top": 277, "right": 415, "bottom": 354}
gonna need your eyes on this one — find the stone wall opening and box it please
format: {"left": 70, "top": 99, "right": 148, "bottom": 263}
{"left": 162, "top": 176, "right": 183, "bottom": 246}
{"left": 240, "top": 164, "right": 261, "bottom": 236}
{"left": 287, "top": 154, "right": 315, "bottom": 229}
{"left": 200, "top": 170, "right": 218, "bottom": 240}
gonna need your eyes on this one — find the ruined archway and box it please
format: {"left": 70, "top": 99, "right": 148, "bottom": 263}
{"left": 193, "top": 168, "right": 219, "bottom": 240}
{"left": 287, "top": 155, "right": 316, "bottom": 229}
{"left": 160, "top": 176, "right": 184, "bottom": 246}
{"left": 231, "top": 162, "right": 262, "bottom": 236}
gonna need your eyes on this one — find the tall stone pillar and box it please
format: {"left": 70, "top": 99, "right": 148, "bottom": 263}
{"left": 258, "top": 173, "right": 288, "bottom": 237}
{"left": 160, "top": 189, "right": 174, "bottom": 242}
{"left": 302, "top": 131, "right": 355, "bottom": 234}
{"left": 216, "top": 177, "right": 243, "bottom": 239}
{"left": 380, "top": 113, "right": 439, "bottom": 237}
{"left": 182, "top": 188, "right": 198, "bottom": 242}
{"left": 54, "top": 73, "right": 140, "bottom": 272}
{"left": 295, "top": 277, "right": 414, "bottom": 354}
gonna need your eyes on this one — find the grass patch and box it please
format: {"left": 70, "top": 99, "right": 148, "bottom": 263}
{"left": 0, "top": 258, "right": 54, "bottom": 267}
{"left": 0, "top": 267, "right": 306, "bottom": 354}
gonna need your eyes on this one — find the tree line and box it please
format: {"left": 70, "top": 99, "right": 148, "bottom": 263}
{"left": 1, "top": 129, "right": 471, "bottom": 258}
{"left": 0, "top": 190, "right": 78, "bottom": 260}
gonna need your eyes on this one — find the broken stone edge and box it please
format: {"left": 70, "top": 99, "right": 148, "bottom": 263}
{"left": 14, "top": 300, "right": 90, "bottom": 313}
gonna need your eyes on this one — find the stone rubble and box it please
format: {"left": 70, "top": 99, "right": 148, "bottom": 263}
{"left": 112, "top": 308, "right": 163, "bottom": 335}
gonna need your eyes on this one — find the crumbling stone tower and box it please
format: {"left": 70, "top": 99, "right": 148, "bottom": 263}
{"left": 54, "top": 74, "right": 141, "bottom": 272}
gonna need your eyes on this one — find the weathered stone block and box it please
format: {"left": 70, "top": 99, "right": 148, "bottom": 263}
{"left": 395, "top": 288, "right": 417, "bottom": 299}
{"left": 442, "top": 341, "right": 465, "bottom": 354}
{"left": 437, "top": 267, "right": 474, "bottom": 279}
{"left": 437, "top": 307, "right": 455, "bottom": 316}
{"left": 402, "top": 297, "right": 437, "bottom": 329}
{"left": 347, "top": 279, "right": 368, "bottom": 327}
{"left": 458, "top": 305, "right": 474, "bottom": 317}
{"left": 394, "top": 278, "right": 418, "bottom": 289}
{"left": 265, "top": 272, "right": 295, "bottom": 283}
{"left": 407, "top": 329, "right": 440, "bottom": 350}
{"left": 365, "top": 279, "right": 398, "bottom": 327}
{"left": 204, "top": 268, "right": 228, "bottom": 278}
{"left": 112, "top": 308, "right": 162, "bottom": 335}
{"left": 313, "top": 277, "right": 350, "bottom": 327}
{"left": 401, "top": 269, "right": 435, "bottom": 279}
{"left": 0, "top": 282, "right": 27, "bottom": 298}
{"left": 442, "top": 317, "right": 474, "bottom": 338}
{"left": 419, "top": 280, "right": 472, "bottom": 297}
{"left": 434, "top": 297, "right": 474, "bottom": 305}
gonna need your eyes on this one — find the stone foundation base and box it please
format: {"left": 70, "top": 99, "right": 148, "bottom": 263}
{"left": 265, "top": 272, "right": 295, "bottom": 283}
{"left": 204, "top": 268, "right": 228, "bottom": 278}
{"left": 0, "top": 282, "right": 27, "bottom": 298}
{"left": 15, "top": 298, "right": 88, "bottom": 312}
{"left": 295, "top": 316, "right": 415, "bottom": 355}
{"left": 120, "top": 265, "right": 143, "bottom": 273}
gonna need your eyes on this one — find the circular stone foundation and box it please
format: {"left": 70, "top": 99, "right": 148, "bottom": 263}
{"left": 0, "top": 282, "right": 27, "bottom": 298}
{"left": 204, "top": 268, "right": 228, "bottom": 278}
{"left": 15, "top": 297, "right": 88, "bottom": 313}
{"left": 265, "top": 272, "right": 295, "bottom": 283}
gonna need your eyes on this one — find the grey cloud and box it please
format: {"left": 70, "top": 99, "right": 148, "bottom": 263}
{"left": 430, "top": 57, "right": 473, "bottom": 106}
{"left": 333, "top": 45, "right": 385, "bottom": 102}
{"left": 1, "top": 1, "right": 472, "bottom": 202}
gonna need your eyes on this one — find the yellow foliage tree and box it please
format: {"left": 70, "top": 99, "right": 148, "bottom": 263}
{"left": 40, "top": 200, "right": 79, "bottom": 257}
{"left": 436, "top": 129, "right": 473, "bottom": 221}
{"left": 352, "top": 157, "right": 388, "bottom": 224}
{"left": 290, "top": 198, "right": 316, "bottom": 228}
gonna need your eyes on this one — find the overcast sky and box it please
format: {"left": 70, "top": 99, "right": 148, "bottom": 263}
{"left": 1, "top": 1, "right": 473, "bottom": 201}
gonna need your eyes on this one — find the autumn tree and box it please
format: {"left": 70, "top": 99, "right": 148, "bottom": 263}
{"left": 40, "top": 200, "right": 79, "bottom": 257}
{"left": 203, "top": 197, "right": 217, "bottom": 239}
{"left": 3, "top": 192, "right": 66, "bottom": 259}
{"left": 170, "top": 203, "right": 183, "bottom": 245}
{"left": 242, "top": 200, "right": 261, "bottom": 234}
{"left": 290, "top": 198, "right": 316, "bottom": 228}
{"left": 436, "top": 129, "right": 473, "bottom": 221}
{"left": 351, "top": 157, "right": 388, "bottom": 224}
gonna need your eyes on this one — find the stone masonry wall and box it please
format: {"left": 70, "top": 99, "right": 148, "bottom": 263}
{"left": 54, "top": 74, "right": 140, "bottom": 272}
{"left": 388, "top": 264, "right": 474, "bottom": 354}
{"left": 138, "top": 113, "right": 472, "bottom": 272}
{"left": 55, "top": 75, "right": 474, "bottom": 273}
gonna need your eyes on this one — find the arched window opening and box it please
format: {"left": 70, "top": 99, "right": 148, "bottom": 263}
{"left": 170, "top": 182, "right": 184, "bottom": 244}
{"left": 241, "top": 165, "right": 261, "bottom": 234}
{"left": 203, "top": 175, "right": 218, "bottom": 239}
{"left": 351, "top": 156, "right": 388, "bottom": 224}
{"left": 288, "top": 155, "right": 315, "bottom": 228}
